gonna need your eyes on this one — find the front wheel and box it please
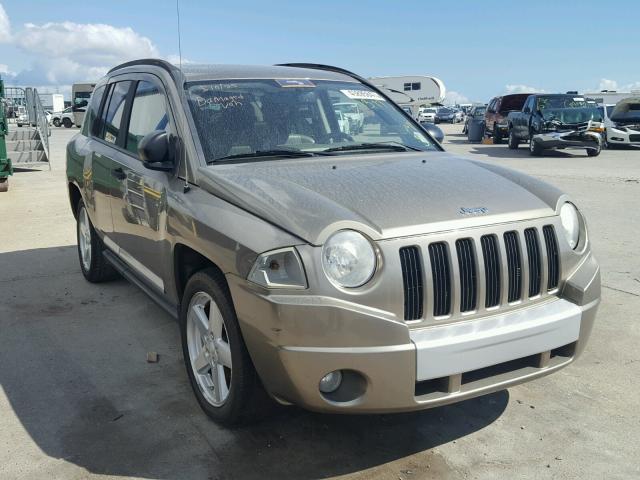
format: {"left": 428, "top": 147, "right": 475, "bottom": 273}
{"left": 53, "top": 118, "right": 61, "bottom": 127}
{"left": 76, "top": 200, "right": 118, "bottom": 282}
{"left": 586, "top": 142, "right": 601, "bottom": 157}
{"left": 181, "top": 269, "right": 267, "bottom": 426}
{"left": 0, "top": 178, "right": 8, "bottom": 193}
{"left": 508, "top": 129, "right": 519, "bottom": 149}
{"left": 493, "top": 125, "right": 503, "bottom": 144}
{"left": 529, "top": 132, "right": 544, "bottom": 156}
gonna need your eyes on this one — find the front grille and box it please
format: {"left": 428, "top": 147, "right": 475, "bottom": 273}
{"left": 524, "top": 228, "right": 541, "bottom": 297}
{"left": 399, "top": 247, "right": 423, "bottom": 320}
{"left": 399, "top": 223, "right": 562, "bottom": 322}
{"left": 456, "top": 239, "right": 477, "bottom": 312}
{"left": 429, "top": 242, "right": 452, "bottom": 317}
{"left": 504, "top": 231, "right": 523, "bottom": 302}
{"left": 543, "top": 226, "right": 560, "bottom": 290}
{"left": 481, "top": 235, "right": 501, "bottom": 307}
{"left": 629, "top": 134, "right": 640, "bottom": 142}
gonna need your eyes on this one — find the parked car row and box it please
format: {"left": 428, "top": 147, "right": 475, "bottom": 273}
{"left": 464, "top": 92, "right": 640, "bottom": 156}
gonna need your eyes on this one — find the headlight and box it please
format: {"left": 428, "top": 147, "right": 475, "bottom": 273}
{"left": 559, "top": 203, "right": 581, "bottom": 250}
{"left": 322, "top": 230, "right": 377, "bottom": 288}
{"left": 248, "top": 247, "right": 307, "bottom": 289}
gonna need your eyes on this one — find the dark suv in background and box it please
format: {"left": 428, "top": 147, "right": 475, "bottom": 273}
{"left": 484, "top": 94, "right": 531, "bottom": 143}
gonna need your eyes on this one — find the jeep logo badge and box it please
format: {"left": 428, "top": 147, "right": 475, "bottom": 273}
{"left": 459, "top": 207, "right": 489, "bottom": 216}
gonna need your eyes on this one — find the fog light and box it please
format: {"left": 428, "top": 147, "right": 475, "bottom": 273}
{"left": 319, "top": 370, "right": 343, "bottom": 393}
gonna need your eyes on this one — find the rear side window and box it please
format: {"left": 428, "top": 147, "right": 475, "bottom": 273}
{"left": 125, "top": 81, "right": 169, "bottom": 155}
{"left": 83, "top": 85, "right": 106, "bottom": 136}
{"left": 100, "top": 81, "right": 132, "bottom": 144}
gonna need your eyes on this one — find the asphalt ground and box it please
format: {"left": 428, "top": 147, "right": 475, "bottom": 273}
{"left": 0, "top": 123, "right": 638, "bottom": 479}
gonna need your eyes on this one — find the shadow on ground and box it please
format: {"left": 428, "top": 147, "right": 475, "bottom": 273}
{"left": 0, "top": 246, "right": 509, "bottom": 479}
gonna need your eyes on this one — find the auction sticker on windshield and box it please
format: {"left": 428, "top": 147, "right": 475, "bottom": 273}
{"left": 341, "top": 89, "right": 384, "bottom": 101}
{"left": 275, "top": 79, "right": 316, "bottom": 88}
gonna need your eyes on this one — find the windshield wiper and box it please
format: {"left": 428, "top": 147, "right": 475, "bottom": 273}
{"left": 211, "top": 149, "right": 319, "bottom": 164}
{"left": 322, "top": 142, "right": 423, "bottom": 153}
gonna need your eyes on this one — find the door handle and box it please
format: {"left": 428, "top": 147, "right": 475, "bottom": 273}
{"left": 111, "top": 167, "right": 126, "bottom": 180}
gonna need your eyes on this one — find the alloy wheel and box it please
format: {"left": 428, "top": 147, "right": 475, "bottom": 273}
{"left": 186, "top": 292, "right": 233, "bottom": 407}
{"left": 78, "top": 207, "right": 92, "bottom": 271}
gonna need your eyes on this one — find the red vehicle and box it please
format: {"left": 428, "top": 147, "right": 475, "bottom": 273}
{"left": 484, "top": 94, "right": 531, "bottom": 143}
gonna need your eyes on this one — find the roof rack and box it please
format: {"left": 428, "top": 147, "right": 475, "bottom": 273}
{"left": 108, "top": 58, "right": 179, "bottom": 75}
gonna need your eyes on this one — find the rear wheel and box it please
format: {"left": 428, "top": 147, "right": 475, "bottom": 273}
{"left": 76, "top": 200, "right": 118, "bottom": 282}
{"left": 181, "top": 269, "right": 268, "bottom": 426}
{"left": 0, "top": 178, "right": 8, "bottom": 193}
{"left": 62, "top": 117, "right": 73, "bottom": 128}
{"left": 508, "top": 129, "right": 519, "bottom": 149}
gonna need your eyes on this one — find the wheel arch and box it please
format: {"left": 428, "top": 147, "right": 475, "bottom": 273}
{"left": 173, "top": 243, "right": 229, "bottom": 302}
{"left": 68, "top": 182, "right": 82, "bottom": 219}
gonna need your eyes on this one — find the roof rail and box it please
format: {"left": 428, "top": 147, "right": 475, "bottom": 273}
{"left": 108, "top": 58, "right": 178, "bottom": 75}
{"left": 276, "top": 63, "right": 368, "bottom": 82}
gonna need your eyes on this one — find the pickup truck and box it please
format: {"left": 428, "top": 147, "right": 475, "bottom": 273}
{"left": 507, "top": 94, "right": 604, "bottom": 156}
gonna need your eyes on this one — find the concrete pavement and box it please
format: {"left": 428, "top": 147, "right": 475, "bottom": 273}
{"left": 0, "top": 124, "right": 638, "bottom": 479}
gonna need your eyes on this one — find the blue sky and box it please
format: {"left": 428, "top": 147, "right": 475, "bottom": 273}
{"left": 1, "top": 0, "right": 639, "bottom": 102}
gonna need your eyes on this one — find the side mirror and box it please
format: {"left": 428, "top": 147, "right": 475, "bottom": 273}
{"left": 138, "top": 130, "right": 174, "bottom": 171}
{"left": 421, "top": 123, "right": 445, "bottom": 143}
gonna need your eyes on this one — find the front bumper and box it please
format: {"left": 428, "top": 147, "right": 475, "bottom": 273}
{"left": 227, "top": 251, "right": 600, "bottom": 414}
{"left": 606, "top": 127, "right": 640, "bottom": 145}
{"left": 534, "top": 130, "right": 601, "bottom": 150}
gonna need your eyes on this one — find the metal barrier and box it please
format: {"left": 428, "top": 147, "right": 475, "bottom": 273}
{"left": 4, "top": 86, "right": 26, "bottom": 124}
{"left": 29, "top": 89, "right": 50, "bottom": 163}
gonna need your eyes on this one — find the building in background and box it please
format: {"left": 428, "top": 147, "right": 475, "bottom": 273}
{"left": 369, "top": 76, "right": 446, "bottom": 117}
{"left": 584, "top": 90, "right": 640, "bottom": 105}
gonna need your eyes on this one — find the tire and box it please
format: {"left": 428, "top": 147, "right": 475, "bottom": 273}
{"left": 17, "top": 123, "right": 22, "bottom": 127}
{"left": 180, "top": 269, "right": 267, "bottom": 426}
{"left": 53, "top": 118, "right": 61, "bottom": 127}
{"left": 508, "top": 129, "right": 519, "bottom": 149}
{"left": 76, "top": 200, "right": 118, "bottom": 282}
{"left": 529, "top": 132, "right": 544, "bottom": 156}
{"left": 587, "top": 142, "right": 601, "bottom": 157}
{"left": 493, "top": 125, "right": 503, "bottom": 144}
{"left": 62, "top": 117, "right": 73, "bottom": 128}
{"left": 0, "top": 178, "right": 8, "bottom": 193}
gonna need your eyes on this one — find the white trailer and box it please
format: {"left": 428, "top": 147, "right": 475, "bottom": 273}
{"left": 38, "top": 93, "right": 65, "bottom": 113}
{"left": 369, "top": 76, "right": 446, "bottom": 117}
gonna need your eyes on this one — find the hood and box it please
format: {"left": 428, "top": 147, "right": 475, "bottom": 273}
{"left": 197, "top": 152, "right": 560, "bottom": 245}
{"left": 610, "top": 97, "right": 640, "bottom": 123}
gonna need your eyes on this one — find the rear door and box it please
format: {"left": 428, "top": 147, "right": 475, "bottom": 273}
{"left": 108, "top": 75, "right": 176, "bottom": 293}
{"left": 486, "top": 98, "right": 497, "bottom": 133}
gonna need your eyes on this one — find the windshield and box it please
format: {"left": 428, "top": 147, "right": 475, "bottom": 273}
{"left": 537, "top": 96, "right": 602, "bottom": 122}
{"left": 611, "top": 102, "right": 640, "bottom": 122}
{"left": 186, "top": 79, "right": 437, "bottom": 162}
{"left": 438, "top": 108, "right": 453, "bottom": 114}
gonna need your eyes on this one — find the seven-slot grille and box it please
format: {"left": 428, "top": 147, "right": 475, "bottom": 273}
{"left": 400, "top": 225, "right": 561, "bottom": 321}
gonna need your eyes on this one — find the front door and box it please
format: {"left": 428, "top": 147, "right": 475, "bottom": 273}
{"left": 108, "top": 76, "right": 175, "bottom": 293}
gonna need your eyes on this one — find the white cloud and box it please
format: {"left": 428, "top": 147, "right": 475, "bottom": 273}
{"left": 597, "top": 78, "right": 618, "bottom": 91}
{"left": 12, "top": 21, "right": 159, "bottom": 84}
{"left": 594, "top": 78, "right": 640, "bottom": 93}
{"left": 504, "top": 84, "right": 545, "bottom": 94}
{"left": 0, "top": 63, "right": 8, "bottom": 74}
{"left": 445, "top": 90, "right": 470, "bottom": 105}
{"left": 0, "top": 3, "right": 10, "bottom": 43}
